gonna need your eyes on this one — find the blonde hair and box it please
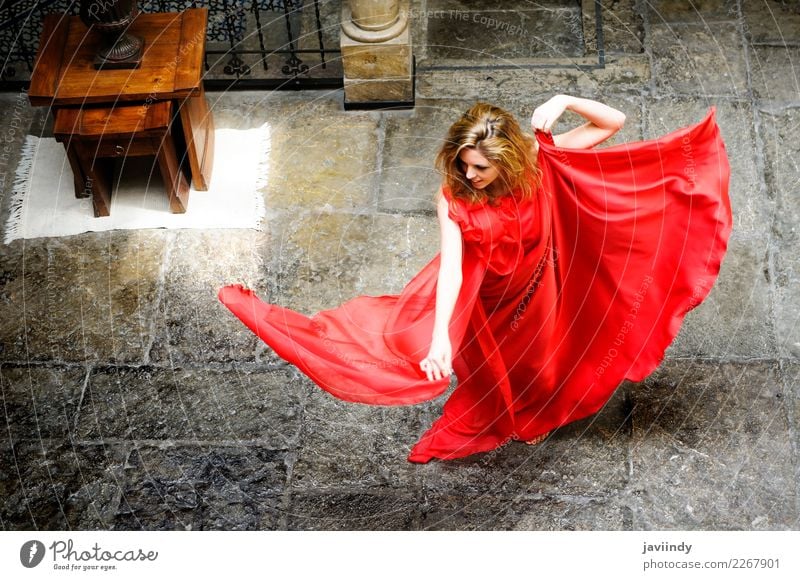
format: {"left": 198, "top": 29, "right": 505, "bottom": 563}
{"left": 435, "top": 102, "right": 541, "bottom": 206}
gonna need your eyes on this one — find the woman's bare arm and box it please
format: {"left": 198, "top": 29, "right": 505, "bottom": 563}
{"left": 420, "top": 190, "right": 463, "bottom": 381}
{"left": 531, "top": 94, "right": 626, "bottom": 149}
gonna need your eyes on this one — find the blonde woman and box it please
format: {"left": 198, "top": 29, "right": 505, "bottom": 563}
{"left": 220, "top": 95, "right": 731, "bottom": 464}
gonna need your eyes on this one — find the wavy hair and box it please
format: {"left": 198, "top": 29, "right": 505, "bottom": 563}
{"left": 435, "top": 102, "right": 541, "bottom": 205}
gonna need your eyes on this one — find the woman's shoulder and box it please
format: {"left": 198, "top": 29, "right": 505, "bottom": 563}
{"left": 437, "top": 185, "right": 465, "bottom": 223}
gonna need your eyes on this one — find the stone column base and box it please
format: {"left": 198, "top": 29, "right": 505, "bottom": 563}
{"left": 341, "top": 2, "right": 414, "bottom": 109}
{"left": 342, "top": 68, "right": 415, "bottom": 110}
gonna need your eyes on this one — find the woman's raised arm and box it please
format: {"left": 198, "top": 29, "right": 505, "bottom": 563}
{"left": 420, "top": 189, "right": 463, "bottom": 382}
{"left": 531, "top": 94, "right": 626, "bottom": 149}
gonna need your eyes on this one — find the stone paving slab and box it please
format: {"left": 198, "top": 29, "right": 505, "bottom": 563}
{"left": 759, "top": 107, "right": 800, "bottom": 358}
{"left": 424, "top": 0, "right": 584, "bottom": 62}
{"left": 292, "top": 387, "right": 429, "bottom": 491}
{"left": 74, "top": 367, "right": 302, "bottom": 449}
{"left": 266, "top": 118, "right": 379, "bottom": 211}
{"left": 148, "top": 229, "right": 268, "bottom": 367}
{"left": 743, "top": 0, "right": 800, "bottom": 44}
{"left": 666, "top": 233, "right": 775, "bottom": 360}
{"left": 0, "top": 231, "right": 165, "bottom": 365}
{"left": 208, "top": 91, "right": 381, "bottom": 211}
{"left": 761, "top": 107, "right": 800, "bottom": 241}
{"left": 112, "top": 444, "right": 289, "bottom": 530}
{"left": 750, "top": 46, "right": 800, "bottom": 103}
{"left": 264, "top": 211, "right": 380, "bottom": 315}
{"left": 0, "top": 440, "right": 128, "bottom": 530}
{"left": 647, "top": 0, "right": 739, "bottom": 24}
{"left": 286, "top": 490, "right": 420, "bottom": 531}
{"left": 774, "top": 245, "right": 800, "bottom": 359}
{"left": 602, "top": 0, "right": 645, "bottom": 54}
{"left": 649, "top": 22, "right": 748, "bottom": 98}
{"left": 783, "top": 362, "right": 800, "bottom": 510}
{"left": 625, "top": 361, "right": 796, "bottom": 529}
{"left": 266, "top": 210, "right": 439, "bottom": 314}
{"left": 0, "top": 364, "right": 87, "bottom": 441}
{"left": 418, "top": 493, "right": 630, "bottom": 531}
{"left": 415, "top": 55, "right": 651, "bottom": 101}
{"left": 207, "top": 90, "right": 347, "bottom": 131}
{"left": 267, "top": 106, "right": 379, "bottom": 211}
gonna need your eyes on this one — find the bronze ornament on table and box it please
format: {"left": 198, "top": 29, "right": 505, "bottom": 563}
{"left": 79, "top": 0, "right": 144, "bottom": 69}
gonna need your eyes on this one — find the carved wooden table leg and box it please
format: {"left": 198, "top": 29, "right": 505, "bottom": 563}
{"left": 60, "top": 138, "right": 91, "bottom": 198}
{"left": 178, "top": 85, "right": 215, "bottom": 191}
{"left": 73, "top": 141, "right": 114, "bottom": 217}
{"left": 156, "top": 128, "right": 190, "bottom": 213}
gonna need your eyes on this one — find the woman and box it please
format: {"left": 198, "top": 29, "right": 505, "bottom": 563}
{"left": 219, "top": 95, "right": 732, "bottom": 464}
{"left": 420, "top": 96, "right": 628, "bottom": 449}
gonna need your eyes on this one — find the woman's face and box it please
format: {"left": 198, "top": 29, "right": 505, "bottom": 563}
{"left": 459, "top": 148, "right": 500, "bottom": 190}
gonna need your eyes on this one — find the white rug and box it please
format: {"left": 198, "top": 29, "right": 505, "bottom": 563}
{"left": 4, "top": 124, "right": 270, "bottom": 244}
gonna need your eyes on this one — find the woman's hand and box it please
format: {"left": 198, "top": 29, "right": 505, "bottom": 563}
{"left": 420, "top": 331, "right": 453, "bottom": 381}
{"left": 531, "top": 94, "right": 569, "bottom": 133}
{"left": 533, "top": 94, "right": 626, "bottom": 149}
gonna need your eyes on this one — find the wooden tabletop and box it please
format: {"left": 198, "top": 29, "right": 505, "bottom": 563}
{"left": 28, "top": 8, "right": 208, "bottom": 107}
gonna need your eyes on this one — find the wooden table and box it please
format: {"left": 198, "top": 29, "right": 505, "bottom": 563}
{"left": 52, "top": 100, "right": 190, "bottom": 214}
{"left": 28, "top": 8, "right": 214, "bottom": 216}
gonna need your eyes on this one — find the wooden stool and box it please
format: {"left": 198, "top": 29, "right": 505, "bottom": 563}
{"left": 53, "top": 100, "right": 190, "bottom": 217}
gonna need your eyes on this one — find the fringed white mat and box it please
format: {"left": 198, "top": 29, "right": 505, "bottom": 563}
{"left": 4, "top": 124, "right": 269, "bottom": 243}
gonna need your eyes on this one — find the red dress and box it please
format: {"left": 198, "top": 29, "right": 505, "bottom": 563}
{"left": 218, "top": 107, "right": 732, "bottom": 463}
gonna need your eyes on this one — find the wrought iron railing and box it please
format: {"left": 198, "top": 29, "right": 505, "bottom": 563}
{"left": 0, "top": 0, "right": 343, "bottom": 89}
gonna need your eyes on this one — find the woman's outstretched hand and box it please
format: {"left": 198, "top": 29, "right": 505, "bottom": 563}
{"left": 531, "top": 94, "right": 569, "bottom": 133}
{"left": 420, "top": 332, "right": 453, "bottom": 381}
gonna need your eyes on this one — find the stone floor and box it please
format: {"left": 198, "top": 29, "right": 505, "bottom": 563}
{"left": 1, "top": 0, "right": 799, "bottom": 530}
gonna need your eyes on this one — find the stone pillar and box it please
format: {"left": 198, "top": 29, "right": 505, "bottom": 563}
{"left": 341, "top": 0, "right": 414, "bottom": 109}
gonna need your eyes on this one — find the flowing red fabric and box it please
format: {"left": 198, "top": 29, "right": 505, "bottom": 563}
{"left": 218, "top": 107, "right": 732, "bottom": 464}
